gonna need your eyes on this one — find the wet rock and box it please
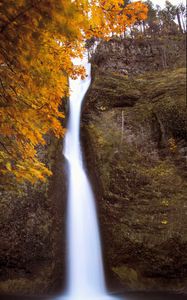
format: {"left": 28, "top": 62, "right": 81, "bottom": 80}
{"left": 81, "top": 66, "right": 187, "bottom": 292}
{"left": 0, "top": 136, "right": 66, "bottom": 295}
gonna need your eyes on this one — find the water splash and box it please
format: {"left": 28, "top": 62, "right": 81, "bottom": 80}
{"left": 59, "top": 54, "right": 121, "bottom": 300}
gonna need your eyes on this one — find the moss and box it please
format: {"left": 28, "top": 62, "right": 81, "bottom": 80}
{"left": 0, "top": 134, "right": 63, "bottom": 295}
{"left": 0, "top": 265, "right": 54, "bottom": 295}
{"left": 82, "top": 67, "right": 187, "bottom": 290}
{"left": 112, "top": 266, "right": 139, "bottom": 288}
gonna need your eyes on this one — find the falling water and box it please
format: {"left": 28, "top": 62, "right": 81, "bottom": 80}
{"left": 61, "top": 54, "right": 120, "bottom": 300}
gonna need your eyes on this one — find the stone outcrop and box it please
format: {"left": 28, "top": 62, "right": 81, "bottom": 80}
{"left": 82, "top": 50, "right": 187, "bottom": 292}
{"left": 91, "top": 35, "right": 186, "bottom": 75}
{"left": 0, "top": 34, "right": 186, "bottom": 296}
{"left": 0, "top": 136, "right": 67, "bottom": 296}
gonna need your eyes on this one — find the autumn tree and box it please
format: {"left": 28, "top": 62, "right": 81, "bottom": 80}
{"left": 0, "top": 0, "right": 148, "bottom": 188}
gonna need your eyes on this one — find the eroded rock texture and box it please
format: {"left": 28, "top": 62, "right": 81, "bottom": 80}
{"left": 0, "top": 34, "right": 186, "bottom": 295}
{"left": 82, "top": 36, "right": 187, "bottom": 292}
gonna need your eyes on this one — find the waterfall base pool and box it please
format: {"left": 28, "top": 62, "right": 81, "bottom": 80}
{"left": 0, "top": 292, "right": 186, "bottom": 300}
{"left": 57, "top": 295, "right": 122, "bottom": 300}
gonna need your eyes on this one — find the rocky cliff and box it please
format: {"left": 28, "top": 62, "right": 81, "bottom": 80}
{"left": 0, "top": 34, "right": 186, "bottom": 296}
{"left": 91, "top": 35, "right": 186, "bottom": 75}
{"left": 82, "top": 35, "right": 187, "bottom": 292}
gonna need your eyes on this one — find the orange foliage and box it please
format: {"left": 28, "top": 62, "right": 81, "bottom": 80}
{"left": 0, "top": 0, "right": 148, "bottom": 185}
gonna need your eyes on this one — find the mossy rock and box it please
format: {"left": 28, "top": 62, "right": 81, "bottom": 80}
{"left": 82, "top": 67, "right": 187, "bottom": 291}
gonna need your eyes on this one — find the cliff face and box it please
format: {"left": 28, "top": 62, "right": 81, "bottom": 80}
{"left": 0, "top": 137, "right": 67, "bottom": 295}
{"left": 0, "top": 34, "right": 186, "bottom": 296}
{"left": 82, "top": 35, "right": 187, "bottom": 292}
{"left": 91, "top": 35, "right": 186, "bottom": 75}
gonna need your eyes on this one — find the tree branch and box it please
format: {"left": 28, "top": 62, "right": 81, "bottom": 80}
{"left": 0, "top": 141, "right": 11, "bottom": 156}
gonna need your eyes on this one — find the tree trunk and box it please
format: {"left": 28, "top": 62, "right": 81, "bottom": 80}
{"left": 176, "top": 10, "right": 183, "bottom": 33}
{"left": 181, "top": 16, "right": 186, "bottom": 33}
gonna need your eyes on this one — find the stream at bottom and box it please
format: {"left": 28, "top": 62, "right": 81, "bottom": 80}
{"left": 0, "top": 292, "right": 186, "bottom": 300}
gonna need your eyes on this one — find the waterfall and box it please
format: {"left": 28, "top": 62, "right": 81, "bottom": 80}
{"left": 59, "top": 54, "right": 120, "bottom": 300}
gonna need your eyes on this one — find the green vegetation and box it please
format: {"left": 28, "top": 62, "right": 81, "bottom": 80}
{"left": 82, "top": 67, "right": 187, "bottom": 290}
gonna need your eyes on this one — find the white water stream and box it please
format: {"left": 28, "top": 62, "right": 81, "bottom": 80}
{"left": 59, "top": 55, "right": 121, "bottom": 300}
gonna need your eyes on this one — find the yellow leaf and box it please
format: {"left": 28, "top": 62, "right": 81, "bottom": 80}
{"left": 161, "top": 220, "right": 168, "bottom": 225}
{"left": 6, "top": 162, "right": 12, "bottom": 171}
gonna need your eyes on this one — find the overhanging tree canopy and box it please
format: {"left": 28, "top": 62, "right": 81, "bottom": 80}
{"left": 0, "top": 0, "right": 148, "bottom": 185}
